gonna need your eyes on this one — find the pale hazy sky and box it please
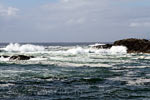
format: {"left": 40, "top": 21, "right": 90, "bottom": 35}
{"left": 0, "top": 0, "right": 150, "bottom": 42}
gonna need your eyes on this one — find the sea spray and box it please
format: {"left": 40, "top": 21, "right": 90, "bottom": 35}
{"left": 3, "top": 43, "right": 45, "bottom": 52}
{"left": 110, "top": 46, "right": 127, "bottom": 54}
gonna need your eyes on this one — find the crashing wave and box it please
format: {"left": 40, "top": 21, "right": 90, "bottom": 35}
{"left": 110, "top": 46, "right": 127, "bottom": 54}
{"left": 0, "top": 56, "right": 9, "bottom": 61}
{"left": 3, "top": 43, "right": 45, "bottom": 52}
{"left": 66, "top": 47, "right": 90, "bottom": 54}
{"left": 66, "top": 46, "right": 127, "bottom": 55}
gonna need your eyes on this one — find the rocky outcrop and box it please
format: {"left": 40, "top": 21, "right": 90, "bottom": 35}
{"left": 10, "top": 55, "right": 34, "bottom": 60}
{"left": 114, "top": 38, "right": 150, "bottom": 53}
{"left": 94, "top": 38, "right": 150, "bottom": 53}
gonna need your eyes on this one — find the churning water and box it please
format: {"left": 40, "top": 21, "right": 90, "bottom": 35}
{"left": 0, "top": 43, "right": 150, "bottom": 100}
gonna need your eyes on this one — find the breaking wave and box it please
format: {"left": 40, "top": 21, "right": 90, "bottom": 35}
{"left": 66, "top": 47, "right": 89, "bottom": 54}
{"left": 110, "top": 46, "right": 127, "bottom": 54}
{"left": 0, "top": 43, "right": 128, "bottom": 66}
{"left": 3, "top": 43, "right": 45, "bottom": 52}
{"left": 66, "top": 46, "right": 127, "bottom": 55}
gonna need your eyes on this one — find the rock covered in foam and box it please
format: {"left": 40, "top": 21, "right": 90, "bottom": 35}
{"left": 93, "top": 38, "right": 150, "bottom": 53}
{"left": 10, "top": 55, "right": 34, "bottom": 60}
{"left": 93, "top": 44, "right": 113, "bottom": 49}
{"left": 114, "top": 38, "right": 150, "bottom": 53}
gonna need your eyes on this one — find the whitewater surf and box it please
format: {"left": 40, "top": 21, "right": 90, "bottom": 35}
{"left": 0, "top": 43, "right": 150, "bottom": 100}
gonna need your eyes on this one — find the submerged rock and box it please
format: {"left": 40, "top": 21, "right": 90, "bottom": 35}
{"left": 10, "top": 55, "right": 34, "bottom": 60}
{"left": 93, "top": 44, "right": 113, "bottom": 49}
{"left": 114, "top": 38, "right": 150, "bottom": 53}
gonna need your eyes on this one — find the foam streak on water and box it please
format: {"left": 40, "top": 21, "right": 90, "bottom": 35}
{"left": 0, "top": 43, "right": 150, "bottom": 100}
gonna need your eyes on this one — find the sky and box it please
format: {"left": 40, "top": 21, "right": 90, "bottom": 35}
{"left": 0, "top": 0, "right": 150, "bottom": 42}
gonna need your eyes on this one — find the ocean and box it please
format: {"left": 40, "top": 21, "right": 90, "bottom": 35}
{"left": 0, "top": 43, "right": 150, "bottom": 100}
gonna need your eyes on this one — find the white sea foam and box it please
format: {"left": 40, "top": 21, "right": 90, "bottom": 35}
{"left": 0, "top": 83, "right": 14, "bottom": 87}
{"left": 89, "top": 43, "right": 105, "bottom": 47}
{"left": 0, "top": 57, "right": 9, "bottom": 61}
{"left": 110, "top": 46, "right": 127, "bottom": 54}
{"left": 3, "top": 43, "right": 45, "bottom": 52}
{"left": 0, "top": 44, "right": 128, "bottom": 66}
{"left": 30, "top": 57, "right": 48, "bottom": 61}
{"left": 66, "top": 46, "right": 127, "bottom": 55}
{"left": 128, "top": 78, "right": 150, "bottom": 86}
{"left": 66, "top": 47, "right": 89, "bottom": 54}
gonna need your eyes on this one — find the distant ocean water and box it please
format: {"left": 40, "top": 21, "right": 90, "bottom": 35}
{"left": 0, "top": 43, "right": 150, "bottom": 100}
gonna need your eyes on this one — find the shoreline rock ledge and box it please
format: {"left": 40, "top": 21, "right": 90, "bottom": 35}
{"left": 94, "top": 38, "right": 150, "bottom": 53}
{"left": 114, "top": 38, "right": 150, "bottom": 53}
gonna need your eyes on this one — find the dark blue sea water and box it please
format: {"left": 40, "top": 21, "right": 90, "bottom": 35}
{"left": 0, "top": 43, "right": 150, "bottom": 100}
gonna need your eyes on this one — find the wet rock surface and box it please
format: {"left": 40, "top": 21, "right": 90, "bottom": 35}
{"left": 94, "top": 38, "right": 150, "bottom": 53}
{"left": 114, "top": 38, "right": 150, "bottom": 53}
{"left": 94, "top": 44, "right": 113, "bottom": 49}
{"left": 10, "top": 55, "right": 34, "bottom": 60}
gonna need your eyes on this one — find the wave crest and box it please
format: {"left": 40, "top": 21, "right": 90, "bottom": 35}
{"left": 66, "top": 46, "right": 127, "bottom": 55}
{"left": 3, "top": 43, "right": 45, "bottom": 52}
{"left": 110, "top": 46, "right": 127, "bottom": 54}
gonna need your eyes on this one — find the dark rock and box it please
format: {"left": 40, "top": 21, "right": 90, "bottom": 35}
{"left": 10, "top": 55, "right": 34, "bottom": 60}
{"left": 93, "top": 44, "right": 113, "bottom": 49}
{"left": 3, "top": 55, "right": 9, "bottom": 58}
{"left": 114, "top": 38, "right": 150, "bottom": 53}
{"left": 0, "top": 55, "right": 9, "bottom": 58}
